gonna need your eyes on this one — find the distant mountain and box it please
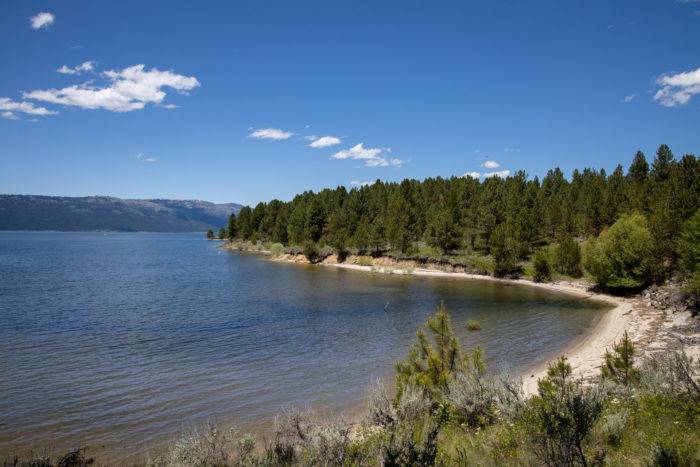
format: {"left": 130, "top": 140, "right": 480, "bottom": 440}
{"left": 0, "top": 195, "right": 242, "bottom": 232}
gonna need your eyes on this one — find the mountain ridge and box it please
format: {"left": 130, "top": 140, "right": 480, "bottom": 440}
{"left": 0, "top": 195, "right": 241, "bottom": 232}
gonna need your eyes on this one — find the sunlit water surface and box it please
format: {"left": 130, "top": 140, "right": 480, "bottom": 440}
{"left": 0, "top": 232, "right": 606, "bottom": 462}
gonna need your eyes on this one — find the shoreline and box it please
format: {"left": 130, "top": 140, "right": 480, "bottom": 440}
{"left": 225, "top": 244, "right": 696, "bottom": 397}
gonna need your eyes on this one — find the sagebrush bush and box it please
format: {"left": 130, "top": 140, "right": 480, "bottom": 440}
{"left": 638, "top": 351, "right": 700, "bottom": 399}
{"left": 601, "top": 408, "right": 629, "bottom": 446}
{"left": 447, "top": 370, "right": 524, "bottom": 426}
{"left": 269, "top": 242, "right": 284, "bottom": 257}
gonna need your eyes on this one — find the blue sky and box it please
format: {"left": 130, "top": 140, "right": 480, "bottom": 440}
{"left": 1, "top": 1, "right": 699, "bottom": 205}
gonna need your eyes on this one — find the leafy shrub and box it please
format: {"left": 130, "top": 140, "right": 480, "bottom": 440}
{"left": 465, "top": 319, "right": 481, "bottom": 331}
{"left": 533, "top": 248, "right": 552, "bottom": 283}
{"left": 303, "top": 241, "right": 320, "bottom": 263}
{"left": 529, "top": 357, "right": 604, "bottom": 467}
{"left": 356, "top": 256, "right": 374, "bottom": 267}
{"left": 284, "top": 245, "right": 304, "bottom": 255}
{"left": 269, "top": 242, "right": 284, "bottom": 257}
{"left": 583, "top": 212, "right": 655, "bottom": 289}
{"left": 555, "top": 234, "right": 583, "bottom": 277}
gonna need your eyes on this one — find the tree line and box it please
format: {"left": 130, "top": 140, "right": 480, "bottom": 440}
{"left": 224, "top": 144, "right": 699, "bottom": 290}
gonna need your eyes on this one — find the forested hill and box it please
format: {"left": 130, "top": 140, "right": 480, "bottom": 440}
{"left": 0, "top": 195, "right": 241, "bottom": 232}
{"left": 227, "top": 145, "right": 699, "bottom": 289}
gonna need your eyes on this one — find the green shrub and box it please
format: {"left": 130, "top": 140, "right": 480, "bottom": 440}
{"left": 356, "top": 256, "right": 374, "bottom": 267}
{"left": 465, "top": 319, "right": 481, "bottom": 331}
{"left": 303, "top": 241, "right": 321, "bottom": 263}
{"left": 530, "top": 357, "right": 603, "bottom": 467}
{"left": 269, "top": 242, "right": 284, "bottom": 257}
{"left": 583, "top": 212, "right": 655, "bottom": 289}
{"left": 555, "top": 234, "right": 583, "bottom": 277}
{"left": 533, "top": 249, "right": 552, "bottom": 283}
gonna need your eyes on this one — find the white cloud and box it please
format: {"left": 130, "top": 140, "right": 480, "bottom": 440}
{"left": 483, "top": 170, "right": 511, "bottom": 178}
{"left": 481, "top": 160, "right": 500, "bottom": 169}
{"left": 504, "top": 147, "right": 520, "bottom": 153}
{"left": 249, "top": 128, "right": 294, "bottom": 140}
{"left": 463, "top": 172, "right": 481, "bottom": 178}
{"left": 136, "top": 153, "right": 157, "bottom": 163}
{"left": 350, "top": 180, "right": 373, "bottom": 187}
{"left": 0, "top": 97, "right": 57, "bottom": 119}
{"left": 309, "top": 136, "right": 341, "bottom": 148}
{"left": 622, "top": 94, "right": 635, "bottom": 102}
{"left": 57, "top": 61, "right": 95, "bottom": 75}
{"left": 24, "top": 64, "right": 199, "bottom": 112}
{"left": 331, "top": 143, "right": 404, "bottom": 167}
{"left": 30, "top": 12, "right": 54, "bottom": 29}
{"left": 654, "top": 67, "right": 700, "bottom": 107}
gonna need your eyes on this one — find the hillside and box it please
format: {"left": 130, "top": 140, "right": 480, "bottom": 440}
{"left": 0, "top": 195, "right": 241, "bottom": 232}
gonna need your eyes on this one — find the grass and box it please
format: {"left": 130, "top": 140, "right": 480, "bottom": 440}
{"left": 356, "top": 256, "right": 374, "bottom": 267}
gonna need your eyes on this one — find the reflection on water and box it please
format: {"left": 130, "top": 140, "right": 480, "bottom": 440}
{"left": 0, "top": 232, "right": 606, "bottom": 462}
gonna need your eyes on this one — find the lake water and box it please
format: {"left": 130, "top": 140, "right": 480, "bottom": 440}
{"left": 0, "top": 232, "right": 606, "bottom": 463}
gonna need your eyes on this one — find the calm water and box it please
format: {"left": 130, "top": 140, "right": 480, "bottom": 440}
{"left": 0, "top": 232, "right": 606, "bottom": 462}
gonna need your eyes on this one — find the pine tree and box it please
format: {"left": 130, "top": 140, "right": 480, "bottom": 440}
{"left": 554, "top": 234, "right": 582, "bottom": 277}
{"left": 490, "top": 223, "right": 521, "bottom": 277}
{"left": 227, "top": 213, "right": 237, "bottom": 241}
{"left": 286, "top": 203, "right": 307, "bottom": 245}
{"left": 206, "top": 228, "right": 214, "bottom": 240}
{"left": 236, "top": 206, "right": 254, "bottom": 240}
{"left": 305, "top": 197, "right": 326, "bottom": 243}
{"left": 386, "top": 191, "right": 411, "bottom": 253}
{"left": 628, "top": 150, "right": 649, "bottom": 213}
{"left": 395, "top": 303, "right": 464, "bottom": 402}
{"left": 652, "top": 144, "right": 674, "bottom": 182}
{"left": 601, "top": 331, "right": 639, "bottom": 386}
{"left": 218, "top": 227, "right": 226, "bottom": 239}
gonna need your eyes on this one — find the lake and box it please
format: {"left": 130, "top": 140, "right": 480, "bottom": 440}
{"left": 0, "top": 232, "right": 606, "bottom": 463}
